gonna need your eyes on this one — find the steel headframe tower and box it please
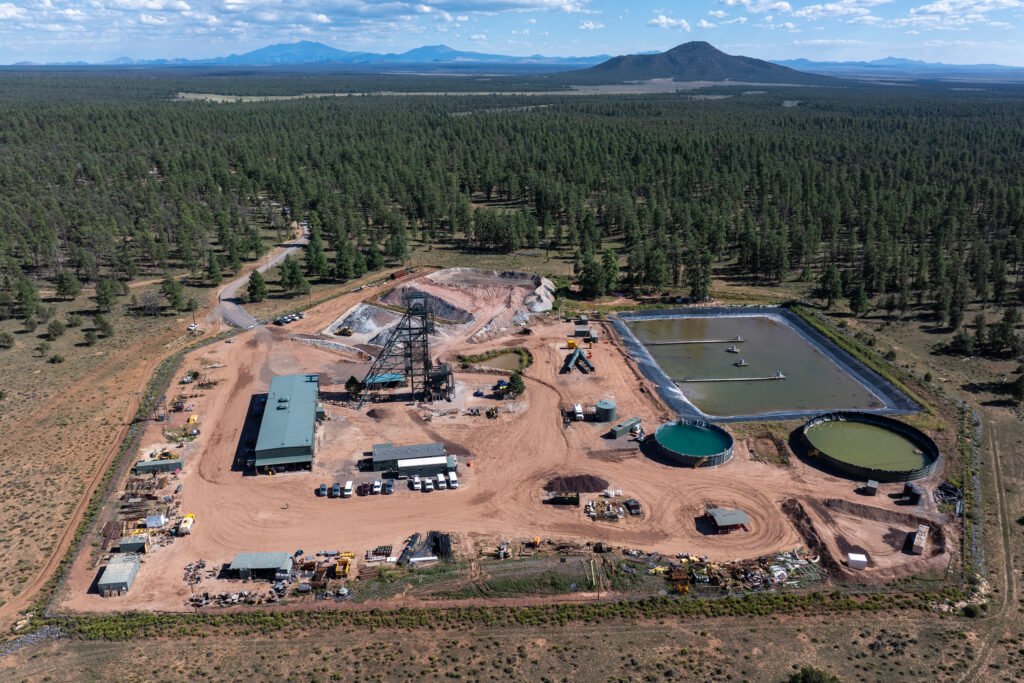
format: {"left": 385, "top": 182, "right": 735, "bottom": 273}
{"left": 358, "top": 292, "right": 435, "bottom": 408}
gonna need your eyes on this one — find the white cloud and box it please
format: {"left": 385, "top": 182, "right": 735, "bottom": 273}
{"left": 709, "top": 9, "right": 728, "bottom": 17}
{"left": 106, "top": 0, "right": 191, "bottom": 10}
{"left": 794, "top": 0, "right": 892, "bottom": 20}
{"left": 139, "top": 12, "right": 168, "bottom": 24}
{"left": 722, "top": 0, "right": 792, "bottom": 13}
{"left": 0, "top": 2, "right": 28, "bottom": 20}
{"left": 470, "top": 32, "right": 486, "bottom": 40}
{"left": 648, "top": 14, "right": 691, "bottom": 30}
{"left": 697, "top": 18, "right": 716, "bottom": 27}
{"left": 793, "top": 37, "right": 865, "bottom": 44}
{"left": 578, "top": 19, "right": 602, "bottom": 29}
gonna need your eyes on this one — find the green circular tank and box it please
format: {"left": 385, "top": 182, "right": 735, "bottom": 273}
{"left": 802, "top": 412, "right": 939, "bottom": 482}
{"left": 652, "top": 419, "right": 734, "bottom": 467}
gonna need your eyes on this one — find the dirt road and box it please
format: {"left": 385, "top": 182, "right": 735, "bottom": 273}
{"left": 213, "top": 227, "right": 309, "bottom": 329}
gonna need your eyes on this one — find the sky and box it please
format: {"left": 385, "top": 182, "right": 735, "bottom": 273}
{"left": 0, "top": 0, "right": 1021, "bottom": 65}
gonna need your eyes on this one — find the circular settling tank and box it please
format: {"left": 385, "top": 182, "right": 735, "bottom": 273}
{"left": 652, "top": 419, "right": 734, "bottom": 467}
{"left": 801, "top": 412, "right": 939, "bottom": 482}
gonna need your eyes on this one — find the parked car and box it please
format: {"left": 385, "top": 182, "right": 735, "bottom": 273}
{"left": 331, "top": 482, "right": 342, "bottom": 498}
{"left": 357, "top": 482, "right": 371, "bottom": 496}
{"left": 317, "top": 483, "right": 327, "bottom": 497}
{"left": 435, "top": 474, "right": 447, "bottom": 490}
{"left": 423, "top": 479, "right": 434, "bottom": 493}
{"left": 372, "top": 480, "right": 382, "bottom": 495}
{"left": 447, "top": 471, "right": 459, "bottom": 489}
{"left": 383, "top": 480, "right": 394, "bottom": 495}
{"left": 410, "top": 475, "right": 421, "bottom": 491}
{"left": 342, "top": 481, "right": 353, "bottom": 498}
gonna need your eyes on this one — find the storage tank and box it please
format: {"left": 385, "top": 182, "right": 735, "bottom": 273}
{"left": 595, "top": 400, "right": 617, "bottom": 423}
{"left": 801, "top": 412, "right": 939, "bottom": 483}
{"left": 651, "top": 419, "right": 734, "bottom": 468}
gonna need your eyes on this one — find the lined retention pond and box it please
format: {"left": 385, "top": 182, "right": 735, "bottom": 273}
{"left": 627, "top": 315, "right": 886, "bottom": 418}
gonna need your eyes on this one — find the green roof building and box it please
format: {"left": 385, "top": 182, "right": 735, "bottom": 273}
{"left": 251, "top": 374, "right": 322, "bottom": 473}
{"left": 229, "top": 552, "right": 293, "bottom": 580}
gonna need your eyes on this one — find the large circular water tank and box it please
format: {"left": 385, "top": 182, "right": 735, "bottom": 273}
{"left": 801, "top": 412, "right": 939, "bottom": 482}
{"left": 652, "top": 419, "right": 734, "bottom": 467}
{"left": 595, "top": 400, "right": 617, "bottom": 423}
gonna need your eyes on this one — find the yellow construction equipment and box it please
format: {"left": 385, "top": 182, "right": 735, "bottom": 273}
{"left": 336, "top": 555, "right": 352, "bottom": 578}
{"left": 187, "top": 415, "right": 198, "bottom": 424}
{"left": 566, "top": 339, "right": 577, "bottom": 349}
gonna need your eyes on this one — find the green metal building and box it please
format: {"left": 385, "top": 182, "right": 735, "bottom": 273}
{"left": 250, "top": 374, "right": 323, "bottom": 473}
{"left": 229, "top": 552, "right": 293, "bottom": 580}
{"left": 133, "top": 458, "right": 182, "bottom": 475}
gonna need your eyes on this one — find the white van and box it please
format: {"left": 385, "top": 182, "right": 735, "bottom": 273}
{"left": 342, "top": 481, "right": 353, "bottom": 498}
{"left": 435, "top": 474, "right": 447, "bottom": 490}
{"left": 447, "top": 471, "right": 459, "bottom": 489}
{"left": 411, "top": 475, "right": 421, "bottom": 491}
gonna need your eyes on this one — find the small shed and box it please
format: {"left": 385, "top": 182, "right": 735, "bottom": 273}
{"left": 145, "top": 514, "right": 167, "bottom": 529}
{"left": 705, "top": 507, "right": 750, "bottom": 533}
{"left": 118, "top": 534, "right": 150, "bottom": 554}
{"left": 847, "top": 552, "right": 869, "bottom": 570}
{"left": 863, "top": 480, "right": 878, "bottom": 496}
{"left": 229, "top": 552, "right": 293, "bottom": 581}
{"left": 97, "top": 554, "right": 141, "bottom": 596}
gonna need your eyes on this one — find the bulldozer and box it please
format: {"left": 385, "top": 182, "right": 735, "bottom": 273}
{"left": 336, "top": 326, "right": 353, "bottom": 337}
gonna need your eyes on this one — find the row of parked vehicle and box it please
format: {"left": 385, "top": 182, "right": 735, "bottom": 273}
{"left": 273, "top": 312, "right": 304, "bottom": 326}
{"left": 409, "top": 472, "right": 459, "bottom": 492}
{"left": 316, "top": 479, "right": 393, "bottom": 498}
{"left": 316, "top": 472, "right": 460, "bottom": 498}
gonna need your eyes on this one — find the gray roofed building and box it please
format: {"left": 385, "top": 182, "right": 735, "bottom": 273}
{"left": 252, "top": 374, "right": 321, "bottom": 472}
{"left": 117, "top": 534, "right": 149, "bottom": 554}
{"left": 97, "top": 554, "right": 141, "bottom": 596}
{"left": 371, "top": 442, "right": 446, "bottom": 471}
{"left": 229, "top": 552, "right": 293, "bottom": 580}
{"left": 705, "top": 507, "right": 750, "bottom": 530}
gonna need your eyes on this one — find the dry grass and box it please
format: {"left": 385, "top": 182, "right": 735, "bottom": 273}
{"left": 0, "top": 284, "right": 205, "bottom": 608}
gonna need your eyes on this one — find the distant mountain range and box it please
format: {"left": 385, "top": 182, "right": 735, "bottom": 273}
{"left": 11, "top": 41, "right": 1022, "bottom": 84}
{"left": 773, "top": 56, "right": 1024, "bottom": 81}
{"left": 100, "top": 41, "right": 609, "bottom": 68}
{"left": 556, "top": 41, "right": 839, "bottom": 86}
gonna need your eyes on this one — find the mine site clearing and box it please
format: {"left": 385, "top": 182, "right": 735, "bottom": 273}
{"left": 61, "top": 267, "right": 955, "bottom": 613}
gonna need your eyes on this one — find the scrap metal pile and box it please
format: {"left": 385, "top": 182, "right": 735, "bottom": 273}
{"left": 621, "top": 547, "right": 824, "bottom": 592}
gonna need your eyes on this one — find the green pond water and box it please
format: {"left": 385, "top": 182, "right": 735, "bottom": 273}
{"left": 806, "top": 421, "right": 929, "bottom": 471}
{"left": 655, "top": 423, "right": 732, "bottom": 456}
{"left": 477, "top": 352, "right": 523, "bottom": 371}
{"left": 629, "top": 316, "right": 884, "bottom": 417}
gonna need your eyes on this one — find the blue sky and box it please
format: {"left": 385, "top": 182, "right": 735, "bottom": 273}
{"left": 0, "top": 0, "right": 1021, "bottom": 65}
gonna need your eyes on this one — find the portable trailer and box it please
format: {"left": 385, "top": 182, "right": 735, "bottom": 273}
{"left": 609, "top": 417, "right": 642, "bottom": 439}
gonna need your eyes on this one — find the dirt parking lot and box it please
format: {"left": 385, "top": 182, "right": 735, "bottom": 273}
{"left": 59, "top": 268, "right": 955, "bottom": 613}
